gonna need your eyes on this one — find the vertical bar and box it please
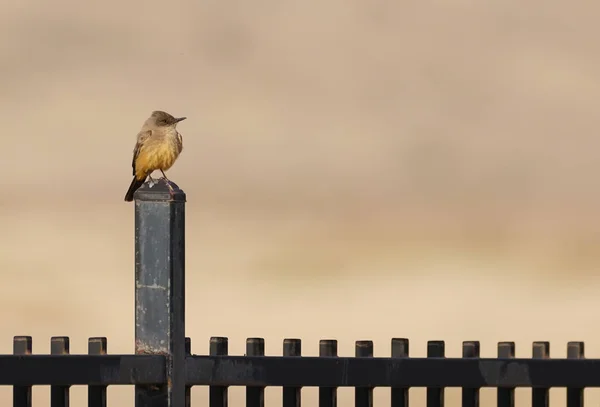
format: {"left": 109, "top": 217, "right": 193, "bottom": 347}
{"left": 246, "top": 338, "right": 265, "bottom": 407}
{"left": 497, "top": 342, "right": 515, "bottom": 407}
{"left": 461, "top": 341, "right": 480, "bottom": 407}
{"left": 88, "top": 337, "right": 107, "bottom": 407}
{"left": 185, "top": 338, "right": 191, "bottom": 407}
{"left": 13, "top": 336, "right": 32, "bottom": 407}
{"left": 210, "top": 337, "right": 229, "bottom": 407}
{"left": 426, "top": 341, "right": 444, "bottom": 407}
{"left": 355, "top": 340, "right": 374, "bottom": 407}
{"left": 283, "top": 339, "right": 302, "bottom": 407}
{"left": 566, "top": 342, "right": 584, "bottom": 407}
{"left": 51, "top": 337, "right": 70, "bottom": 407}
{"left": 319, "top": 339, "right": 338, "bottom": 407}
{"left": 391, "top": 338, "right": 409, "bottom": 407}
{"left": 134, "top": 180, "right": 186, "bottom": 407}
{"left": 532, "top": 342, "right": 549, "bottom": 407}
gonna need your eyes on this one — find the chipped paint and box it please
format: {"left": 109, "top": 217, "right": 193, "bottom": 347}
{"left": 135, "top": 339, "right": 168, "bottom": 356}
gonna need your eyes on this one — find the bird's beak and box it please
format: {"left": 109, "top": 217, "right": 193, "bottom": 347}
{"left": 174, "top": 117, "right": 187, "bottom": 123}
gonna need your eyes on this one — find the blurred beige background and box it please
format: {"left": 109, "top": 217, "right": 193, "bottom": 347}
{"left": 2, "top": 0, "right": 600, "bottom": 405}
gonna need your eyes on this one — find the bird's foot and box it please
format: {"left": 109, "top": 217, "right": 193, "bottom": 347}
{"left": 147, "top": 175, "right": 156, "bottom": 188}
{"left": 159, "top": 170, "right": 171, "bottom": 183}
{"left": 159, "top": 171, "right": 174, "bottom": 191}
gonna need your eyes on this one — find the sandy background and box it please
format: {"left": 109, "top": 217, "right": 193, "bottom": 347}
{"left": 2, "top": 0, "right": 600, "bottom": 405}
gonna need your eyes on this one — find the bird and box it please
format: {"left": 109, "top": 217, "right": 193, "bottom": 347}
{"left": 124, "top": 110, "right": 186, "bottom": 202}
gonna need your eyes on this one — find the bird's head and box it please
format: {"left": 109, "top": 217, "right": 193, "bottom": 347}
{"left": 150, "top": 110, "right": 187, "bottom": 127}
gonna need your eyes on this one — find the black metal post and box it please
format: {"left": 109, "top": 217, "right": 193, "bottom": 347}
{"left": 567, "top": 342, "right": 584, "bottom": 407}
{"left": 390, "top": 338, "right": 409, "bottom": 407}
{"left": 13, "top": 336, "right": 32, "bottom": 407}
{"left": 319, "top": 340, "right": 337, "bottom": 407}
{"left": 50, "top": 337, "right": 70, "bottom": 407}
{"left": 354, "top": 340, "right": 373, "bottom": 407}
{"left": 497, "top": 342, "right": 515, "bottom": 407}
{"left": 461, "top": 341, "right": 480, "bottom": 407}
{"left": 532, "top": 342, "right": 550, "bottom": 407}
{"left": 246, "top": 338, "right": 265, "bottom": 407}
{"left": 134, "top": 179, "right": 186, "bottom": 407}
{"left": 209, "top": 337, "right": 229, "bottom": 407}
{"left": 282, "top": 339, "right": 301, "bottom": 407}
{"left": 426, "top": 341, "right": 445, "bottom": 407}
{"left": 88, "top": 337, "right": 108, "bottom": 407}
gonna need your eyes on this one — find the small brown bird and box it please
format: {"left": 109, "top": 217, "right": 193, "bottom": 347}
{"left": 124, "top": 110, "right": 186, "bottom": 202}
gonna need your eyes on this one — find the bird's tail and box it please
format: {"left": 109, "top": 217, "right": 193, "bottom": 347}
{"left": 124, "top": 176, "right": 146, "bottom": 202}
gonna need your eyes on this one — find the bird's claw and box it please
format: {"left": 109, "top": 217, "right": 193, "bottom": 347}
{"left": 147, "top": 175, "right": 157, "bottom": 188}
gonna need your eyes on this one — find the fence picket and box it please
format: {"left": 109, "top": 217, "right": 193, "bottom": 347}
{"left": 13, "top": 336, "right": 32, "bottom": 407}
{"left": 461, "top": 341, "right": 480, "bottom": 407}
{"left": 496, "top": 342, "right": 515, "bottom": 407}
{"left": 391, "top": 338, "right": 409, "bottom": 407}
{"left": 426, "top": 341, "right": 445, "bottom": 407}
{"left": 246, "top": 338, "right": 265, "bottom": 407}
{"left": 209, "top": 337, "right": 229, "bottom": 407}
{"left": 567, "top": 342, "right": 584, "bottom": 407}
{"left": 87, "top": 338, "right": 107, "bottom": 407}
{"left": 50, "top": 337, "right": 70, "bottom": 407}
{"left": 532, "top": 342, "right": 550, "bottom": 407}
{"left": 319, "top": 340, "right": 338, "bottom": 407}
{"left": 283, "top": 339, "right": 302, "bottom": 407}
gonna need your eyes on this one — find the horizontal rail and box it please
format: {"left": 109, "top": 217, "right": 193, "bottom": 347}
{"left": 2, "top": 354, "right": 599, "bottom": 388}
{"left": 0, "top": 355, "right": 165, "bottom": 385}
{"left": 186, "top": 356, "right": 600, "bottom": 388}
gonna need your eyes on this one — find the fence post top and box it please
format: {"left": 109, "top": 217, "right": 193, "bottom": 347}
{"left": 133, "top": 179, "right": 186, "bottom": 202}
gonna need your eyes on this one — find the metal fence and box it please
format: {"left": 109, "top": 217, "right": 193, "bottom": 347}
{"left": 0, "top": 180, "right": 597, "bottom": 407}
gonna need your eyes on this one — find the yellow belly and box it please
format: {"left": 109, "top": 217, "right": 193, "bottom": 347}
{"left": 135, "top": 142, "right": 180, "bottom": 179}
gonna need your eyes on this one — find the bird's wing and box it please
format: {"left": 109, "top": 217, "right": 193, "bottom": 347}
{"left": 132, "top": 129, "right": 152, "bottom": 176}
